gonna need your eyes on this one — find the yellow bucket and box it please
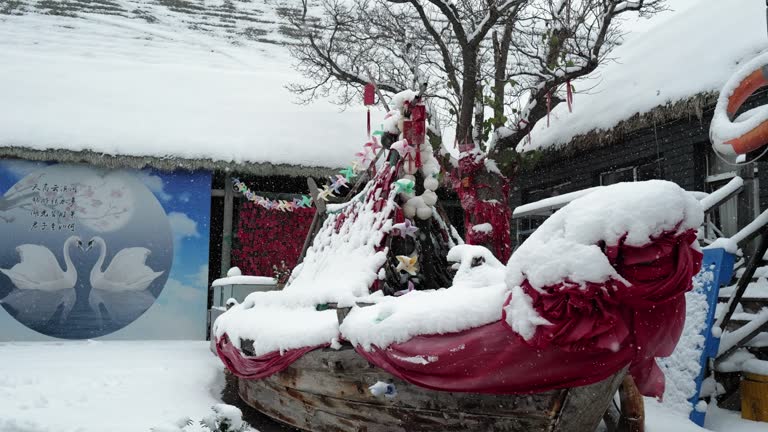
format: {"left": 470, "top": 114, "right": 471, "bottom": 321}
{"left": 742, "top": 372, "right": 768, "bottom": 422}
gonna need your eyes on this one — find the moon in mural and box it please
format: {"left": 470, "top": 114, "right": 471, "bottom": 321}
{"left": 75, "top": 173, "right": 136, "bottom": 232}
{"left": 0, "top": 164, "right": 173, "bottom": 339}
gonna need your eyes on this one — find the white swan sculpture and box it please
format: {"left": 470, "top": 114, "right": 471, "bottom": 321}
{"left": 0, "top": 235, "right": 82, "bottom": 291}
{"left": 86, "top": 236, "right": 164, "bottom": 292}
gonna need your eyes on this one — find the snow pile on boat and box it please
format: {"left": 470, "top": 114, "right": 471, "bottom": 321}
{"left": 342, "top": 180, "right": 703, "bottom": 350}
{"left": 213, "top": 305, "right": 338, "bottom": 355}
{"left": 341, "top": 245, "right": 509, "bottom": 350}
{"left": 285, "top": 184, "right": 396, "bottom": 306}
{"left": 217, "top": 180, "right": 702, "bottom": 355}
{"left": 214, "top": 180, "right": 396, "bottom": 353}
{"left": 507, "top": 180, "right": 703, "bottom": 289}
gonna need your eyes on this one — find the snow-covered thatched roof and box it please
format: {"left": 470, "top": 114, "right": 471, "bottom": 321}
{"left": 523, "top": 0, "right": 766, "bottom": 153}
{"left": 0, "top": 0, "right": 375, "bottom": 176}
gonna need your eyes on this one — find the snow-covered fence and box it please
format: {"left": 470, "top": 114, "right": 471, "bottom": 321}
{"left": 512, "top": 177, "right": 743, "bottom": 220}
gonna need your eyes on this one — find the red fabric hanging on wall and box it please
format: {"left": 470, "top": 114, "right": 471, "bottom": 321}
{"left": 231, "top": 202, "right": 315, "bottom": 277}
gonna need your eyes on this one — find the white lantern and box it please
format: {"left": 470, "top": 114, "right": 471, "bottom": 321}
{"left": 422, "top": 190, "right": 438, "bottom": 206}
{"left": 403, "top": 202, "right": 416, "bottom": 218}
{"left": 424, "top": 176, "right": 439, "bottom": 191}
{"left": 416, "top": 206, "right": 433, "bottom": 220}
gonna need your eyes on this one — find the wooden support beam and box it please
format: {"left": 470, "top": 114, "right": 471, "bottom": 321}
{"left": 738, "top": 164, "right": 758, "bottom": 257}
{"left": 717, "top": 320, "right": 768, "bottom": 362}
{"left": 297, "top": 178, "right": 326, "bottom": 265}
{"left": 617, "top": 376, "right": 644, "bottom": 432}
{"left": 220, "top": 173, "right": 234, "bottom": 278}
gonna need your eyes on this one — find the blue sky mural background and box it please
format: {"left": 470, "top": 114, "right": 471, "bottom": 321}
{"left": 0, "top": 160, "right": 211, "bottom": 340}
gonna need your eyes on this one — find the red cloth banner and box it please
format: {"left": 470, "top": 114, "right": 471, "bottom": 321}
{"left": 355, "top": 230, "right": 701, "bottom": 397}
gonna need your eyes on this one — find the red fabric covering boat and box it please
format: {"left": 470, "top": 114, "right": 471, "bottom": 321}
{"left": 217, "top": 229, "right": 701, "bottom": 398}
{"left": 355, "top": 229, "right": 701, "bottom": 398}
{"left": 216, "top": 334, "right": 328, "bottom": 380}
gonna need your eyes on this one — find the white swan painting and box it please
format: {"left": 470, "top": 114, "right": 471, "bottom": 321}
{"left": 0, "top": 236, "right": 82, "bottom": 325}
{"left": 85, "top": 236, "right": 164, "bottom": 326}
{"left": 86, "top": 236, "right": 164, "bottom": 292}
{"left": 1, "top": 236, "right": 81, "bottom": 291}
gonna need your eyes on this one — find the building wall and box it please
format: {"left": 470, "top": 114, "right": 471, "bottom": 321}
{"left": 511, "top": 97, "right": 768, "bottom": 246}
{"left": 0, "top": 158, "right": 212, "bottom": 341}
{"left": 513, "top": 116, "right": 709, "bottom": 205}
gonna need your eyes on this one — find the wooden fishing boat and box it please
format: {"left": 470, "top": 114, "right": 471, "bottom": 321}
{"left": 219, "top": 112, "right": 683, "bottom": 432}
{"left": 234, "top": 343, "right": 628, "bottom": 432}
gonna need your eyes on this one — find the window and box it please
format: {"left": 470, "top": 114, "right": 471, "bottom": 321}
{"left": 705, "top": 178, "right": 739, "bottom": 239}
{"left": 516, "top": 182, "right": 571, "bottom": 247}
{"left": 599, "top": 159, "right": 664, "bottom": 186}
{"left": 704, "top": 149, "right": 758, "bottom": 240}
{"left": 523, "top": 181, "right": 572, "bottom": 204}
{"left": 515, "top": 215, "right": 548, "bottom": 246}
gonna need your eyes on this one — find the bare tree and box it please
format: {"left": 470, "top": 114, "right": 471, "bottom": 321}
{"left": 284, "top": 0, "right": 664, "bottom": 260}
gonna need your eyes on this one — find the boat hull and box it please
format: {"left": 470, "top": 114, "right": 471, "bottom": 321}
{"left": 237, "top": 346, "right": 625, "bottom": 432}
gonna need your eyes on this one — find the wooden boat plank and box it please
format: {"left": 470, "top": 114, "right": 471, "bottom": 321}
{"left": 240, "top": 376, "right": 556, "bottom": 432}
{"left": 266, "top": 367, "right": 560, "bottom": 419}
{"left": 267, "top": 348, "right": 564, "bottom": 417}
{"left": 235, "top": 347, "right": 627, "bottom": 431}
{"left": 552, "top": 366, "right": 628, "bottom": 432}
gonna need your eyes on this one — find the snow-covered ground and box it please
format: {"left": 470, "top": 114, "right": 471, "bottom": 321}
{"left": 0, "top": 341, "right": 224, "bottom": 432}
{"left": 0, "top": 340, "right": 765, "bottom": 432}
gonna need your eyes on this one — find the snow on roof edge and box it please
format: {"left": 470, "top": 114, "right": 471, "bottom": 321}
{"left": 522, "top": 1, "right": 767, "bottom": 154}
{"left": 521, "top": 92, "right": 717, "bottom": 157}
{"left": 0, "top": 145, "right": 344, "bottom": 177}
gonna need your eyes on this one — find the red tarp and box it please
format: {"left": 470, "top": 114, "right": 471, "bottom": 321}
{"left": 217, "top": 230, "right": 701, "bottom": 397}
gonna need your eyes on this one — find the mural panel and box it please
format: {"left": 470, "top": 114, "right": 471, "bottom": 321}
{"left": 0, "top": 160, "right": 211, "bottom": 340}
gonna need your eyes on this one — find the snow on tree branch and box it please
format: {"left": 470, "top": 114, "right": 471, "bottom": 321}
{"left": 493, "top": 0, "right": 663, "bottom": 157}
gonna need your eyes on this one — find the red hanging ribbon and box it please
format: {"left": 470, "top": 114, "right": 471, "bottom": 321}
{"left": 364, "top": 83, "right": 375, "bottom": 137}
{"left": 363, "top": 83, "right": 375, "bottom": 105}
{"left": 566, "top": 79, "right": 573, "bottom": 113}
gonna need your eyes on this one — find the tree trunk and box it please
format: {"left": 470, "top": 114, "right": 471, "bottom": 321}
{"left": 452, "top": 154, "right": 513, "bottom": 262}
{"left": 455, "top": 50, "right": 479, "bottom": 146}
